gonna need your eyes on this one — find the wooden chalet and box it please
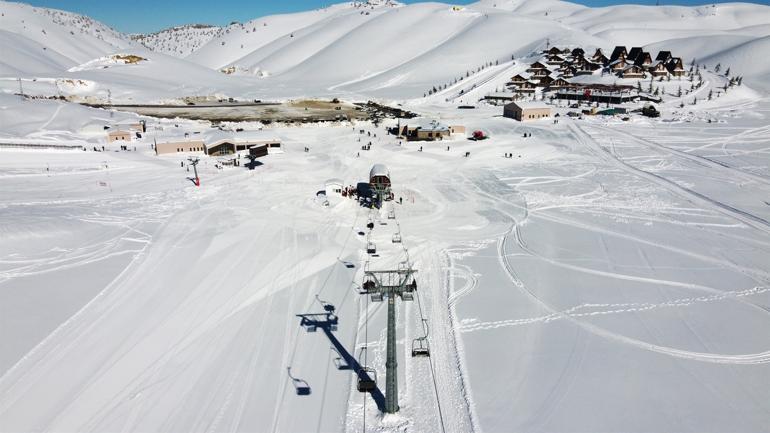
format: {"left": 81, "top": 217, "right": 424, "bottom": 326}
{"left": 666, "top": 57, "right": 685, "bottom": 76}
{"left": 546, "top": 53, "right": 565, "bottom": 65}
{"left": 591, "top": 48, "right": 605, "bottom": 61}
{"left": 571, "top": 47, "right": 585, "bottom": 59}
{"left": 609, "top": 58, "right": 629, "bottom": 72}
{"left": 609, "top": 46, "right": 627, "bottom": 63}
{"left": 538, "top": 75, "right": 555, "bottom": 86}
{"left": 560, "top": 66, "right": 576, "bottom": 79}
{"left": 618, "top": 64, "right": 646, "bottom": 78}
{"left": 633, "top": 51, "right": 653, "bottom": 68}
{"left": 546, "top": 78, "right": 574, "bottom": 90}
{"left": 508, "top": 74, "right": 531, "bottom": 86}
{"left": 544, "top": 46, "right": 563, "bottom": 55}
{"left": 512, "top": 80, "right": 537, "bottom": 93}
{"left": 526, "top": 61, "right": 549, "bottom": 72}
{"left": 649, "top": 61, "right": 669, "bottom": 77}
{"left": 656, "top": 51, "right": 672, "bottom": 62}
{"left": 627, "top": 47, "right": 643, "bottom": 62}
{"left": 575, "top": 59, "right": 601, "bottom": 75}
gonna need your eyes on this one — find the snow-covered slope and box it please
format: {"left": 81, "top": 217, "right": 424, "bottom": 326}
{"left": 130, "top": 25, "right": 223, "bottom": 58}
{"left": 0, "top": 1, "right": 134, "bottom": 75}
{"left": 1, "top": 0, "right": 769, "bottom": 101}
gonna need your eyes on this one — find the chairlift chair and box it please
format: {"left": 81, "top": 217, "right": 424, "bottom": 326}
{"left": 357, "top": 367, "right": 378, "bottom": 392}
{"left": 370, "top": 291, "right": 383, "bottom": 302}
{"left": 367, "top": 242, "right": 376, "bottom": 254}
{"left": 362, "top": 275, "right": 376, "bottom": 293}
{"left": 388, "top": 208, "right": 395, "bottom": 219}
{"left": 412, "top": 337, "right": 430, "bottom": 357}
{"left": 392, "top": 233, "right": 402, "bottom": 243}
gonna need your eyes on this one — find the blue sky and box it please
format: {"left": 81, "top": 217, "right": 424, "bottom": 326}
{"left": 22, "top": 0, "right": 770, "bottom": 33}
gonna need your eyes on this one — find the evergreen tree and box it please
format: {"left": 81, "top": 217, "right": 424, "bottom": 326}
{"left": 714, "top": 63, "right": 721, "bottom": 73}
{"left": 725, "top": 67, "right": 730, "bottom": 76}
{"left": 708, "top": 89, "right": 713, "bottom": 100}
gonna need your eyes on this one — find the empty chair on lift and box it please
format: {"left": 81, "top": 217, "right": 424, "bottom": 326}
{"left": 392, "top": 232, "right": 401, "bottom": 243}
{"left": 412, "top": 337, "right": 430, "bottom": 357}
{"left": 357, "top": 367, "right": 377, "bottom": 392}
{"left": 388, "top": 208, "right": 395, "bottom": 219}
{"left": 367, "top": 242, "right": 376, "bottom": 254}
{"left": 370, "top": 291, "right": 383, "bottom": 302}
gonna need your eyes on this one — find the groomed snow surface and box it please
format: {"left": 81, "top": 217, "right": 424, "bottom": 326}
{"left": 1, "top": 93, "right": 770, "bottom": 432}
{"left": 1, "top": 0, "right": 770, "bottom": 432}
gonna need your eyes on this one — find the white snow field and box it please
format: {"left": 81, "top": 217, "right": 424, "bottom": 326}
{"left": 1, "top": 0, "right": 770, "bottom": 432}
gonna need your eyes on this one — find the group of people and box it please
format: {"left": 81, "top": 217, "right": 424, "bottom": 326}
{"left": 522, "top": 132, "right": 533, "bottom": 138}
{"left": 503, "top": 153, "right": 521, "bottom": 158}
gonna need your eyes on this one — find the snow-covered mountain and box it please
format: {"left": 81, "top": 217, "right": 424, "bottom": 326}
{"left": 1, "top": 0, "right": 769, "bottom": 101}
{"left": 130, "top": 24, "right": 224, "bottom": 58}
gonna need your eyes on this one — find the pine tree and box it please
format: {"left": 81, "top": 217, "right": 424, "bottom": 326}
{"left": 708, "top": 89, "right": 713, "bottom": 100}
{"left": 714, "top": 63, "right": 721, "bottom": 73}
{"left": 725, "top": 67, "right": 730, "bottom": 77}
{"left": 677, "top": 86, "right": 682, "bottom": 97}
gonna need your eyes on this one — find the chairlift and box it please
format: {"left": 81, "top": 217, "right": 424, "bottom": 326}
{"left": 412, "top": 337, "right": 430, "bottom": 357}
{"left": 357, "top": 367, "right": 378, "bottom": 392}
{"left": 392, "top": 232, "right": 402, "bottom": 243}
{"left": 412, "top": 320, "right": 430, "bottom": 357}
{"left": 362, "top": 275, "right": 376, "bottom": 293}
{"left": 370, "top": 291, "right": 383, "bottom": 302}
{"left": 367, "top": 242, "right": 376, "bottom": 254}
{"left": 388, "top": 208, "right": 395, "bottom": 219}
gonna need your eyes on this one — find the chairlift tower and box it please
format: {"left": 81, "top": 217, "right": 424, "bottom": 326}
{"left": 361, "top": 267, "right": 418, "bottom": 413}
{"left": 188, "top": 156, "right": 200, "bottom": 186}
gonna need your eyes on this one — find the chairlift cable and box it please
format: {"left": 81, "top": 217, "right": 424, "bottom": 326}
{"left": 393, "top": 211, "right": 446, "bottom": 433}
{"left": 414, "top": 266, "right": 447, "bottom": 433}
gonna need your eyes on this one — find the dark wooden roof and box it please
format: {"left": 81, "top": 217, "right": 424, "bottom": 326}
{"left": 655, "top": 51, "right": 672, "bottom": 61}
{"left": 610, "top": 46, "right": 627, "bottom": 62}
{"left": 628, "top": 47, "right": 643, "bottom": 61}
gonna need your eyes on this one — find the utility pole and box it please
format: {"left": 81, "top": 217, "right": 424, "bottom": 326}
{"left": 17, "top": 78, "right": 24, "bottom": 100}
{"left": 361, "top": 268, "right": 418, "bottom": 413}
{"left": 188, "top": 156, "right": 200, "bottom": 186}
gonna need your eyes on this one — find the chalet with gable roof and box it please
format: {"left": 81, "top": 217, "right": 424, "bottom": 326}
{"left": 656, "top": 51, "right": 672, "bottom": 62}
{"left": 666, "top": 57, "right": 685, "bottom": 76}
{"left": 609, "top": 46, "right": 627, "bottom": 63}
{"left": 618, "top": 64, "right": 646, "bottom": 78}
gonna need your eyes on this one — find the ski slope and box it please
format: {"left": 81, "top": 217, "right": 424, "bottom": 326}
{"left": 2, "top": 0, "right": 770, "bottom": 101}
{"left": 1, "top": 0, "right": 770, "bottom": 432}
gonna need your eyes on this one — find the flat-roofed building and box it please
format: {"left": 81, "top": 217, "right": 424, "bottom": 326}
{"left": 153, "top": 130, "right": 282, "bottom": 156}
{"left": 108, "top": 129, "right": 132, "bottom": 142}
{"left": 503, "top": 101, "right": 551, "bottom": 121}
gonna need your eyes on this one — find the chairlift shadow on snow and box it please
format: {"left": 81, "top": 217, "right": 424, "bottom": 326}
{"left": 287, "top": 367, "right": 311, "bottom": 396}
{"left": 296, "top": 310, "right": 386, "bottom": 411}
{"left": 245, "top": 159, "right": 263, "bottom": 170}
